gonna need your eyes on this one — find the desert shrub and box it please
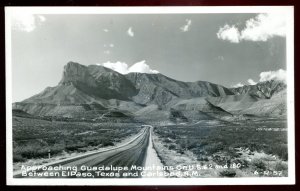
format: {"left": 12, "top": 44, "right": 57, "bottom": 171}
{"left": 83, "top": 136, "right": 103, "bottom": 147}
{"left": 227, "top": 149, "right": 240, "bottom": 158}
{"left": 212, "top": 155, "right": 228, "bottom": 165}
{"left": 65, "top": 142, "right": 86, "bottom": 152}
{"left": 102, "top": 139, "right": 114, "bottom": 147}
{"left": 273, "top": 145, "right": 288, "bottom": 161}
{"left": 13, "top": 153, "right": 26, "bottom": 162}
{"left": 169, "top": 133, "right": 177, "bottom": 139}
{"left": 177, "top": 149, "right": 185, "bottom": 154}
{"left": 200, "top": 141, "right": 208, "bottom": 147}
{"left": 219, "top": 169, "right": 236, "bottom": 177}
{"left": 247, "top": 142, "right": 262, "bottom": 152}
{"left": 206, "top": 143, "right": 225, "bottom": 155}
{"left": 274, "top": 162, "right": 288, "bottom": 171}
{"left": 163, "top": 138, "right": 172, "bottom": 143}
{"left": 197, "top": 156, "right": 209, "bottom": 162}
{"left": 65, "top": 145, "right": 79, "bottom": 152}
{"left": 187, "top": 141, "right": 198, "bottom": 150}
{"left": 168, "top": 144, "right": 176, "bottom": 150}
{"left": 252, "top": 159, "right": 266, "bottom": 171}
{"left": 87, "top": 140, "right": 99, "bottom": 146}
{"left": 20, "top": 147, "right": 45, "bottom": 158}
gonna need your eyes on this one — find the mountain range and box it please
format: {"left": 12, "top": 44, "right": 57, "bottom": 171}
{"left": 13, "top": 61, "right": 287, "bottom": 123}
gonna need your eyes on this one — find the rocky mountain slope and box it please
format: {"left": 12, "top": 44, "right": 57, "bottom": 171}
{"left": 208, "top": 80, "right": 287, "bottom": 116}
{"left": 125, "top": 72, "right": 234, "bottom": 106}
{"left": 13, "top": 61, "right": 287, "bottom": 121}
{"left": 230, "top": 80, "right": 286, "bottom": 99}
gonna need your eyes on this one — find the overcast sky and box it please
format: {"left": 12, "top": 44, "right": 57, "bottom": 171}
{"left": 10, "top": 12, "right": 287, "bottom": 102}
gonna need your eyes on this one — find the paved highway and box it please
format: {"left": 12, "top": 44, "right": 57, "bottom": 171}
{"left": 14, "top": 126, "right": 151, "bottom": 178}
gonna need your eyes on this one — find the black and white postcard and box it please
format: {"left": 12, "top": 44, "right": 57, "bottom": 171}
{"left": 5, "top": 6, "right": 295, "bottom": 185}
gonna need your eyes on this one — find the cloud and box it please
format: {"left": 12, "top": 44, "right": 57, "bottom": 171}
{"left": 180, "top": 19, "right": 192, "bottom": 32}
{"left": 96, "top": 60, "right": 159, "bottom": 74}
{"left": 241, "top": 13, "right": 286, "bottom": 41}
{"left": 103, "top": 29, "right": 109, "bottom": 32}
{"left": 217, "top": 24, "right": 240, "bottom": 43}
{"left": 232, "top": 82, "right": 244, "bottom": 88}
{"left": 247, "top": 79, "right": 257, "bottom": 85}
{"left": 109, "top": 43, "right": 114, "bottom": 48}
{"left": 217, "top": 13, "right": 286, "bottom": 43}
{"left": 128, "top": 60, "right": 159, "bottom": 74}
{"left": 12, "top": 12, "right": 46, "bottom": 32}
{"left": 259, "top": 69, "right": 286, "bottom": 82}
{"left": 97, "top": 61, "right": 129, "bottom": 74}
{"left": 127, "top": 27, "right": 134, "bottom": 37}
{"left": 231, "top": 69, "right": 286, "bottom": 88}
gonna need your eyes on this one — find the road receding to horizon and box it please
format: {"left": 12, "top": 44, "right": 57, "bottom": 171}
{"left": 15, "top": 126, "right": 166, "bottom": 178}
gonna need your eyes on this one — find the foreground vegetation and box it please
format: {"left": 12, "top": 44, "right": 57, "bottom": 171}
{"left": 153, "top": 117, "right": 288, "bottom": 177}
{"left": 13, "top": 116, "right": 141, "bottom": 163}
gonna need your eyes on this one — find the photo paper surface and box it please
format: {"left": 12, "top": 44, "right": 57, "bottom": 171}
{"left": 5, "top": 6, "right": 295, "bottom": 185}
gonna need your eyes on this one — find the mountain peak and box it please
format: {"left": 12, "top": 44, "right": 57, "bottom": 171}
{"left": 64, "top": 61, "right": 86, "bottom": 72}
{"left": 60, "top": 61, "right": 96, "bottom": 86}
{"left": 66, "top": 61, "right": 81, "bottom": 66}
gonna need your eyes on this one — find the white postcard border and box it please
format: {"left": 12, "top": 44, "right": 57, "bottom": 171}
{"left": 5, "top": 6, "right": 295, "bottom": 185}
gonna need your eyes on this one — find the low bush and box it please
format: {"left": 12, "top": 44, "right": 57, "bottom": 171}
{"left": 102, "top": 139, "right": 114, "bottom": 147}
{"left": 274, "top": 162, "right": 288, "bottom": 171}
{"left": 219, "top": 169, "right": 236, "bottom": 177}
{"left": 168, "top": 144, "right": 176, "bottom": 150}
{"left": 252, "top": 159, "right": 266, "bottom": 171}
{"left": 13, "top": 153, "right": 26, "bottom": 162}
{"left": 163, "top": 138, "right": 172, "bottom": 143}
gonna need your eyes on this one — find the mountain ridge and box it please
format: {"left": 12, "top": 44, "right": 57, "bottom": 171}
{"left": 13, "top": 61, "right": 287, "bottom": 121}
